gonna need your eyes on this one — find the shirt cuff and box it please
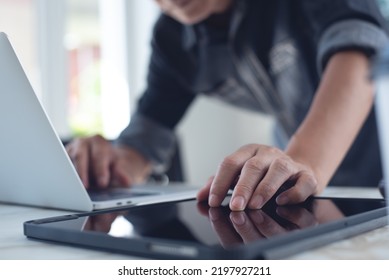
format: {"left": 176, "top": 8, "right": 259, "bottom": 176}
{"left": 115, "top": 113, "right": 177, "bottom": 172}
{"left": 317, "top": 19, "right": 389, "bottom": 73}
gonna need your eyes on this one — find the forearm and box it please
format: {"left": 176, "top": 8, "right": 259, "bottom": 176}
{"left": 285, "top": 51, "right": 374, "bottom": 192}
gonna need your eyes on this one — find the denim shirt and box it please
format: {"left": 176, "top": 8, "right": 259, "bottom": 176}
{"left": 117, "top": 0, "right": 389, "bottom": 186}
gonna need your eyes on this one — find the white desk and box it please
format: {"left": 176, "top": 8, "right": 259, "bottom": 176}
{"left": 0, "top": 187, "right": 388, "bottom": 260}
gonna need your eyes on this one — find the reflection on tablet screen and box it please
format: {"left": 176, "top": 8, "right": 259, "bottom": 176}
{"left": 75, "top": 197, "right": 385, "bottom": 249}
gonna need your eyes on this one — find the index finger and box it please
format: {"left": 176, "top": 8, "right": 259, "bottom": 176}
{"left": 209, "top": 145, "right": 257, "bottom": 207}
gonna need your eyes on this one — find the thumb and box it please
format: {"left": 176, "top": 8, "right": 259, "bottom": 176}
{"left": 196, "top": 176, "right": 214, "bottom": 201}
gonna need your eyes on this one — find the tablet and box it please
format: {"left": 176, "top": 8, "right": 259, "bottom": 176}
{"left": 24, "top": 196, "right": 388, "bottom": 259}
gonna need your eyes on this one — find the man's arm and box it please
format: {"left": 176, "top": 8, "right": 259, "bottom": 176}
{"left": 198, "top": 50, "right": 375, "bottom": 210}
{"left": 283, "top": 50, "right": 374, "bottom": 198}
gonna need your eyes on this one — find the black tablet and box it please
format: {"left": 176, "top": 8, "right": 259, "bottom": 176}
{"left": 23, "top": 196, "right": 388, "bottom": 259}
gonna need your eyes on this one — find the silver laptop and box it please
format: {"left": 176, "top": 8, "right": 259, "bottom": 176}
{"left": 0, "top": 32, "right": 197, "bottom": 211}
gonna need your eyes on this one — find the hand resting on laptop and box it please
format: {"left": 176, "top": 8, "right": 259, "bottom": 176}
{"left": 65, "top": 135, "right": 152, "bottom": 189}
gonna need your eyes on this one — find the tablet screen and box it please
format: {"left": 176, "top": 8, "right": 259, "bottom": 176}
{"left": 39, "top": 196, "right": 386, "bottom": 251}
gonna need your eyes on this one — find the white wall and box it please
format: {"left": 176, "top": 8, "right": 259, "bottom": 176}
{"left": 0, "top": 0, "right": 38, "bottom": 92}
{"left": 125, "top": 0, "right": 158, "bottom": 113}
{"left": 177, "top": 97, "right": 274, "bottom": 186}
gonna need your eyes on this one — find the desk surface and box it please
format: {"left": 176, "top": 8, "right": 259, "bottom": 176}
{"left": 1, "top": 186, "right": 388, "bottom": 260}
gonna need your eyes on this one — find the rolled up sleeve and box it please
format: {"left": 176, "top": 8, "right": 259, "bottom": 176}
{"left": 115, "top": 113, "right": 177, "bottom": 172}
{"left": 317, "top": 19, "right": 389, "bottom": 72}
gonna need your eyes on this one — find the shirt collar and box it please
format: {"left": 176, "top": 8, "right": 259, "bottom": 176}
{"left": 182, "top": 0, "right": 247, "bottom": 49}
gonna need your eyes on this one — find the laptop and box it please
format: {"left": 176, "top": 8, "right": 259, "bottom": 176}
{"left": 0, "top": 32, "right": 197, "bottom": 212}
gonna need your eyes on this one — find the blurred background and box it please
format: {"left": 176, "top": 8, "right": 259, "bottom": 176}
{"left": 1, "top": 0, "right": 387, "bottom": 185}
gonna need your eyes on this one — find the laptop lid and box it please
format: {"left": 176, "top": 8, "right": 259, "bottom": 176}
{"left": 0, "top": 33, "right": 198, "bottom": 212}
{"left": 0, "top": 33, "right": 92, "bottom": 211}
{"left": 0, "top": 32, "right": 94, "bottom": 211}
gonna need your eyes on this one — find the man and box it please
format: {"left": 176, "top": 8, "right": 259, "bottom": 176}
{"left": 66, "top": 0, "right": 389, "bottom": 210}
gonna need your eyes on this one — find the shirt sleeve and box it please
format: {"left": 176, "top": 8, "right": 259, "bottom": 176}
{"left": 317, "top": 19, "right": 389, "bottom": 72}
{"left": 300, "top": 0, "right": 389, "bottom": 72}
{"left": 116, "top": 15, "right": 196, "bottom": 171}
{"left": 115, "top": 113, "right": 178, "bottom": 173}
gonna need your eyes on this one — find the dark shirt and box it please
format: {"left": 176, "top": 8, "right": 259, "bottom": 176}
{"left": 117, "top": 0, "right": 389, "bottom": 187}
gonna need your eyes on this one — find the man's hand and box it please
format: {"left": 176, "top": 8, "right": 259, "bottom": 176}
{"left": 197, "top": 144, "right": 318, "bottom": 211}
{"left": 65, "top": 135, "right": 152, "bottom": 189}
